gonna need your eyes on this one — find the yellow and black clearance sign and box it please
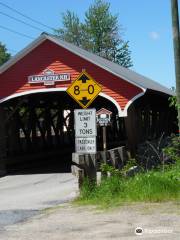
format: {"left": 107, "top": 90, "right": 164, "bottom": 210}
{"left": 66, "top": 70, "right": 102, "bottom": 108}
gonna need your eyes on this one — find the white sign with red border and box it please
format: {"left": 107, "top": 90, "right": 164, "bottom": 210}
{"left": 96, "top": 108, "right": 112, "bottom": 126}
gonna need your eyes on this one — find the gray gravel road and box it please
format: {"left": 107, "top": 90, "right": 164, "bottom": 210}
{"left": 0, "top": 174, "right": 179, "bottom": 239}
{"left": 0, "top": 173, "right": 78, "bottom": 230}
{"left": 1, "top": 202, "right": 180, "bottom": 240}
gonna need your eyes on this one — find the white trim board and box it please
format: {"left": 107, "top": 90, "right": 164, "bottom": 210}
{"left": 122, "top": 91, "right": 146, "bottom": 117}
{"left": 0, "top": 88, "right": 123, "bottom": 116}
{"left": 0, "top": 88, "right": 145, "bottom": 117}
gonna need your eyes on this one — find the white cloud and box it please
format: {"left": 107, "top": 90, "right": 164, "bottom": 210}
{"left": 149, "top": 31, "right": 160, "bottom": 40}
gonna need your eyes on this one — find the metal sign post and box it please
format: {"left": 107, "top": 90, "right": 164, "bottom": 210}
{"left": 102, "top": 126, "right": 107, "bottom": 151}
{"left": 101, "top": 126, "right": 107, "bottom": 177}
{"left": 96, "top": 108, "right": 112, "bottom": 168}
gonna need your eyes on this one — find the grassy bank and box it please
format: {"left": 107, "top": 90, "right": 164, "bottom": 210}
{"left": 75, "top": 160, "right": 180, "bottom": 208}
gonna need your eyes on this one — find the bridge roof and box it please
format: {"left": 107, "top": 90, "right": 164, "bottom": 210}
{"left": 0, "top": 33, "right": 174, "bottom": 96}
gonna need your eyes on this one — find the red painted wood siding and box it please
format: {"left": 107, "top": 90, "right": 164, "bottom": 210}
{"left": 0, "top": 40, "right": 143, "bottom": 110}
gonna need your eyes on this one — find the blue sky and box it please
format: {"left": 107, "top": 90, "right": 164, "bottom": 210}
{"left": 0, "top": 0, "right": 179, "bottom": 88}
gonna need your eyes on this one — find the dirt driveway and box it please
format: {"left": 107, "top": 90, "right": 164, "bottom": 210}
{"left": 1, "top": 202, "right": 179, "bottom": 240}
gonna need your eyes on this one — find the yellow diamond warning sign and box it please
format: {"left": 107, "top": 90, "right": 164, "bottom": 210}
{"left": 66, "top": 70, "right": 102, "bottom": 108}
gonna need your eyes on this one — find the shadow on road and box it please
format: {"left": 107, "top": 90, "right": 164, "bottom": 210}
{"left": 6, "top": 154, "right": 72, "bottom": 175}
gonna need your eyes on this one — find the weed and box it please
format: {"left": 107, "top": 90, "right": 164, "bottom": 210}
{"left": 75, "top": 136, "right": 180, "bottom": 208}
{"left": 76, "top": 162, "right": 180, "bottom": 208}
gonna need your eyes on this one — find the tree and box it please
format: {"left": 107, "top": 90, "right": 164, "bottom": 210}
{"left": 111, "top": 41, "right": 133, "bottom": 68}
{"left": 84, "top": 0, "right": 118, "bottom": 56}
{"left": 0, "top": 42, "right": 11, "bottom": 66}
{"left": 55, "top": 10, "right": 83, "bottom": 47}
{"left": 55, "top": 0, "right": 132, "bottom": 68}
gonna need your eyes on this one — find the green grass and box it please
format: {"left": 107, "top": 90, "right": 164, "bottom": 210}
{"left": 75, "top": 161, "right": 180, "bottom": 208}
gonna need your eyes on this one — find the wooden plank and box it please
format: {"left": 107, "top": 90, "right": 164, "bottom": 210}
{"left": 124, "top": 104, "right": 138, "bottom": 156}
{"left": 71, "top": 164, "right": 84, "bottom": 176}
{"left": 45, "top": 104, "right": 52, "bottom": 147}
{"left": 72, "top": 153, "right": 85, "bottom": 165}
{"left": 84, "top": 154, "right": 97, "bottom": 182}
{"left": 7, "top": 111, "right": 20, "bottom": 155}
{"left": 117, "top": 146, "right": 128, "bottom": 166}
{"left": 109, "top": 149, "right": 122, "bottom": 169}
{"left": 72, "top": 153, "right": 97, "bottom": 186}
{"left": 30, "top": 105, "right": 37, "bottom": 150}
{"left": 0, "top": 107, "right": 7, "bottom": 176}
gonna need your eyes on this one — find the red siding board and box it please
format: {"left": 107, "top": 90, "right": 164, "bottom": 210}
{"left": 0, "top": 40, "right": 143, "bottom": 110}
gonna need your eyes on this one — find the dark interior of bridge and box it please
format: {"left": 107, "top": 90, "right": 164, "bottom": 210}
{"left": 1, "top": 90, "right": 177, "bottom": 175}
{"left": 3, "top": 92, "right": 124, "bottom": 174}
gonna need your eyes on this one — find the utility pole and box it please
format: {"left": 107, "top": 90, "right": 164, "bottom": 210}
{"left": 171, "top": 0, "right": 180, "bottom": 134}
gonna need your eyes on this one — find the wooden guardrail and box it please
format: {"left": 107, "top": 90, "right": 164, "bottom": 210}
{"left": 72, "top": 146, "right": 128, "bottom": 188}
{"left": 72, "top": 153, "right": 96, "bottom": 188}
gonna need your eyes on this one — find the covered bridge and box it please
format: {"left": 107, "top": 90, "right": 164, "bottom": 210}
{"left": 0, "top": 33, "right": 177, "bottom": 175}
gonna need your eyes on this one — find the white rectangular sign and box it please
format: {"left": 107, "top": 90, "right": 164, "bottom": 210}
{"left": 28, "top": 69, "right": 70, "bottom": 86}
{"left": 97, "top": 118, "right": 110, "bottom": 126}
{"left": 74, "top": 109, "right": 97, "bottom": 137}
{"left": 75, "top": 137, "right": 96, "bottom": 153}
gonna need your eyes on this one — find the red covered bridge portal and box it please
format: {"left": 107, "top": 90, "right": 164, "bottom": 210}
{"left": 0, "top": 33, "right": 177, "bottom": 175}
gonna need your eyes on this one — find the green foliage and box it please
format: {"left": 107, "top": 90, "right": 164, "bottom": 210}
{"left": 55, "top": 0, "right": 132, "bottom": 68}
{"left": 100, "top": 163, "right": 121, "bottom": 176}
{"left": 0, "top": 42, "right": 11, "bottom": 66}
{"left": 84, "top": 0, "right": 122, "bottom": 61}
{"left": 164, "top": 136, "right": 180, "bottom": 162}
{"left": 121, "top": 158, "right": 137, "bottom": 173}
{"left": 169, "top": 95, "right": 180, "bottom": 133}
{"left": 137, "top": 134, "right": 174, "bottom": 171}
{"left": 78, "top": 175, "right": 124, "bottom": 207}
{"left": 55, "top": 11, "right": 83, "bottom": 47}
{"left": 113, "top": 41, "right": 133, "bottom": 68}
{"left": 169, "top": 95, "right": 180, "bottom": 110}
{"left": 76, "top": 162, "right": 180, "bottom": 208}
{"left": 76, "top": 135, "right": 180, "bottom": 208}
{"left": 124, "top": 169, "right": 180, "bottom": 202}
{"left": 100, "top": 158, "right": 138, "bottom": 178}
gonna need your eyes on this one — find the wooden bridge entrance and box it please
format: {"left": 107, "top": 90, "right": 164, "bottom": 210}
{"left": 0, "top": 33, "right": 177, "bottom": 176}
{"left": 0, "top": 91, "right": 125, "bottom": 174}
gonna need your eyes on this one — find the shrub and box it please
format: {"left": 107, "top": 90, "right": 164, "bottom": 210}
{"left": 164, "top": 136, "right": 180, "bottom": 162}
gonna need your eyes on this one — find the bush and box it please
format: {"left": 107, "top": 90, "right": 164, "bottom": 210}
{"left": 137, "top": 134, "right": 172, "bottom": 170}
{"left": 164, "top": 136, "right": 180, "bottom": 162}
